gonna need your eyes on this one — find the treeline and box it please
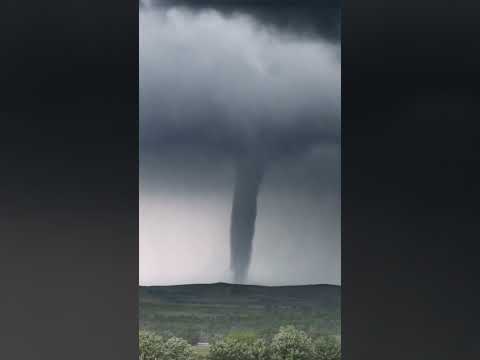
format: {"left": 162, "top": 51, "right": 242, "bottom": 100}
{"left": 140, "top": 311, "right": 340, "bottom": 344}
{"left": 140, "top": 326, "right": 341, "bottom": 360}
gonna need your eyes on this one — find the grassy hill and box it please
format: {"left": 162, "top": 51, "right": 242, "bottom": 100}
{"left": 139, "top": 282, "right": 340, "bottom": 343}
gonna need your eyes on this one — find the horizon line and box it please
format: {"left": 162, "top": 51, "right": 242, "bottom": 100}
{"left": 139, "top": 281, "right": 341, "bottom": 287}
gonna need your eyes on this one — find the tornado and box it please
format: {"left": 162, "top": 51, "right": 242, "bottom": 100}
{"left": 230, "top": 154, "right": 264, "bottom": 284}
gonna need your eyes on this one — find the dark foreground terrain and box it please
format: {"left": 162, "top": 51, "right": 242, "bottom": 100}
{"left": 139, "top": 282, "right": 340, "bottom": 343}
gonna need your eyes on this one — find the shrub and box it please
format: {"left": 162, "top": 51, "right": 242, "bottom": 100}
{"left": 209, "top": 331, "right": 270, "bottom": 360}
{"left": 251, "top": 339, "right": 271, "bottom": 360}
{"left": 139, "top": 331, "right": 164, "bottom": 360}
{"left": 140, "top": 327, "right": 341, "bottom": 360}
{"left": 162, "top": 337, "right": 196, "bottom": 360}
{"left": 139, "top": 331, "right": 196, "bottom": 360}
{"left": 270, "top": 326, "right": 314, "bottom": 360}
{"left": 313, "top": 336, "right": 341, "bottom": 360}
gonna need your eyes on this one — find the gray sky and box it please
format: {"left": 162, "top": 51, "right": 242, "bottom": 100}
{"left": 140, "top": 2, "right": 341, "bottom": 286}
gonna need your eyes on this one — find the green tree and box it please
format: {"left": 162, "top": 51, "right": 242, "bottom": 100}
{"left": 139, "top": 331, "right": 196, "bottom": 360}
{"left": 313, "top": 336, "right": 341, "bottom": 360}
{"left": 162, "top": 337, "right": 196, "bottom": 360}
{"left": 270, "top": 326, "right": 314, "bottom": 360}
{"left": 139, "top": 331, "right": 164, "bottom": 360}
{"left": 209, "top": 331, "right": 270, "bottom": 360}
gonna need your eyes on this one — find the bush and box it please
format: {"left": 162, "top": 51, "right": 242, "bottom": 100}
{"left": 270, "top": 326, "right": 314, "bottom": 360}
{"left": 139, "top": 330, "right": 196, "bottom": 360}
{"left": 209, "top": 331, "right": 270, "bottom": 360}
{"left": 162, "top": 337, "right": 196, "bottom": 360}
{"left": 140, "top": 327, "right": 341, "bottom": 360}
{"left": 139, "top": 331, "right": 164, "bottom": 360}
{"left": 313, "top": 336, "right": 341, "bottom": 360}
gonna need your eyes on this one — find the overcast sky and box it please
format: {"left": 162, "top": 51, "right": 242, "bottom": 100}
{"left": 139, "top": 1, "right": 341, "bottom": 286}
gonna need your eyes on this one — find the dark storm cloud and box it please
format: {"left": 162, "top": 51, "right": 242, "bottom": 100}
{"left": 140, "top": 2, "right": 340, "bottom": 284}
{"left": 140, "top": 6, "right": 340, "bottom": 160}
{"left": 143, "top": 0, "right": 341, "bottom": 42}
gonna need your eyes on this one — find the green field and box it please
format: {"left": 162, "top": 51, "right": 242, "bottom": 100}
{"left": 139, "top": 282, "right": 340, "bottom": 343}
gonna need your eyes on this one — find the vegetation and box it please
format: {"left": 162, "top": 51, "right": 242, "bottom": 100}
{"left": 139, "top": 326, "right": 341, "bottom": 360}
{"left": 139, "top": 283, "right": 341, "bottom": 359}
{"left": 313, "top": 335, "right": 341, "bottom": 360}
{"left": 140, "top": 283, "right": 340, "bottom": 343}
{"left": 209, "top": 331, "right": 270, "bottom": 360}
{"left": 270, "top": 326, "right": 314, "bottom": 360}
{"left": 139, "top": 331, "right": 195, "bottom": 360}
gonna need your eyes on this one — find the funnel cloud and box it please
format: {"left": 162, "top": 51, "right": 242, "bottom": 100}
{"left": 140, "top": 1, "right": 341, "bottom": 285}
{"left": 230, "top": 153, "right": 264, "bottom": 283}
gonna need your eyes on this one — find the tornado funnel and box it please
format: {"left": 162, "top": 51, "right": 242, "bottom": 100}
{"left": 229, "top": 154, "right": 264, "bottom": 284}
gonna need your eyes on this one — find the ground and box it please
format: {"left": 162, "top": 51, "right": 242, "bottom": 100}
{"left": 139, "top": 282, "right": 341, "bottom": 342}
